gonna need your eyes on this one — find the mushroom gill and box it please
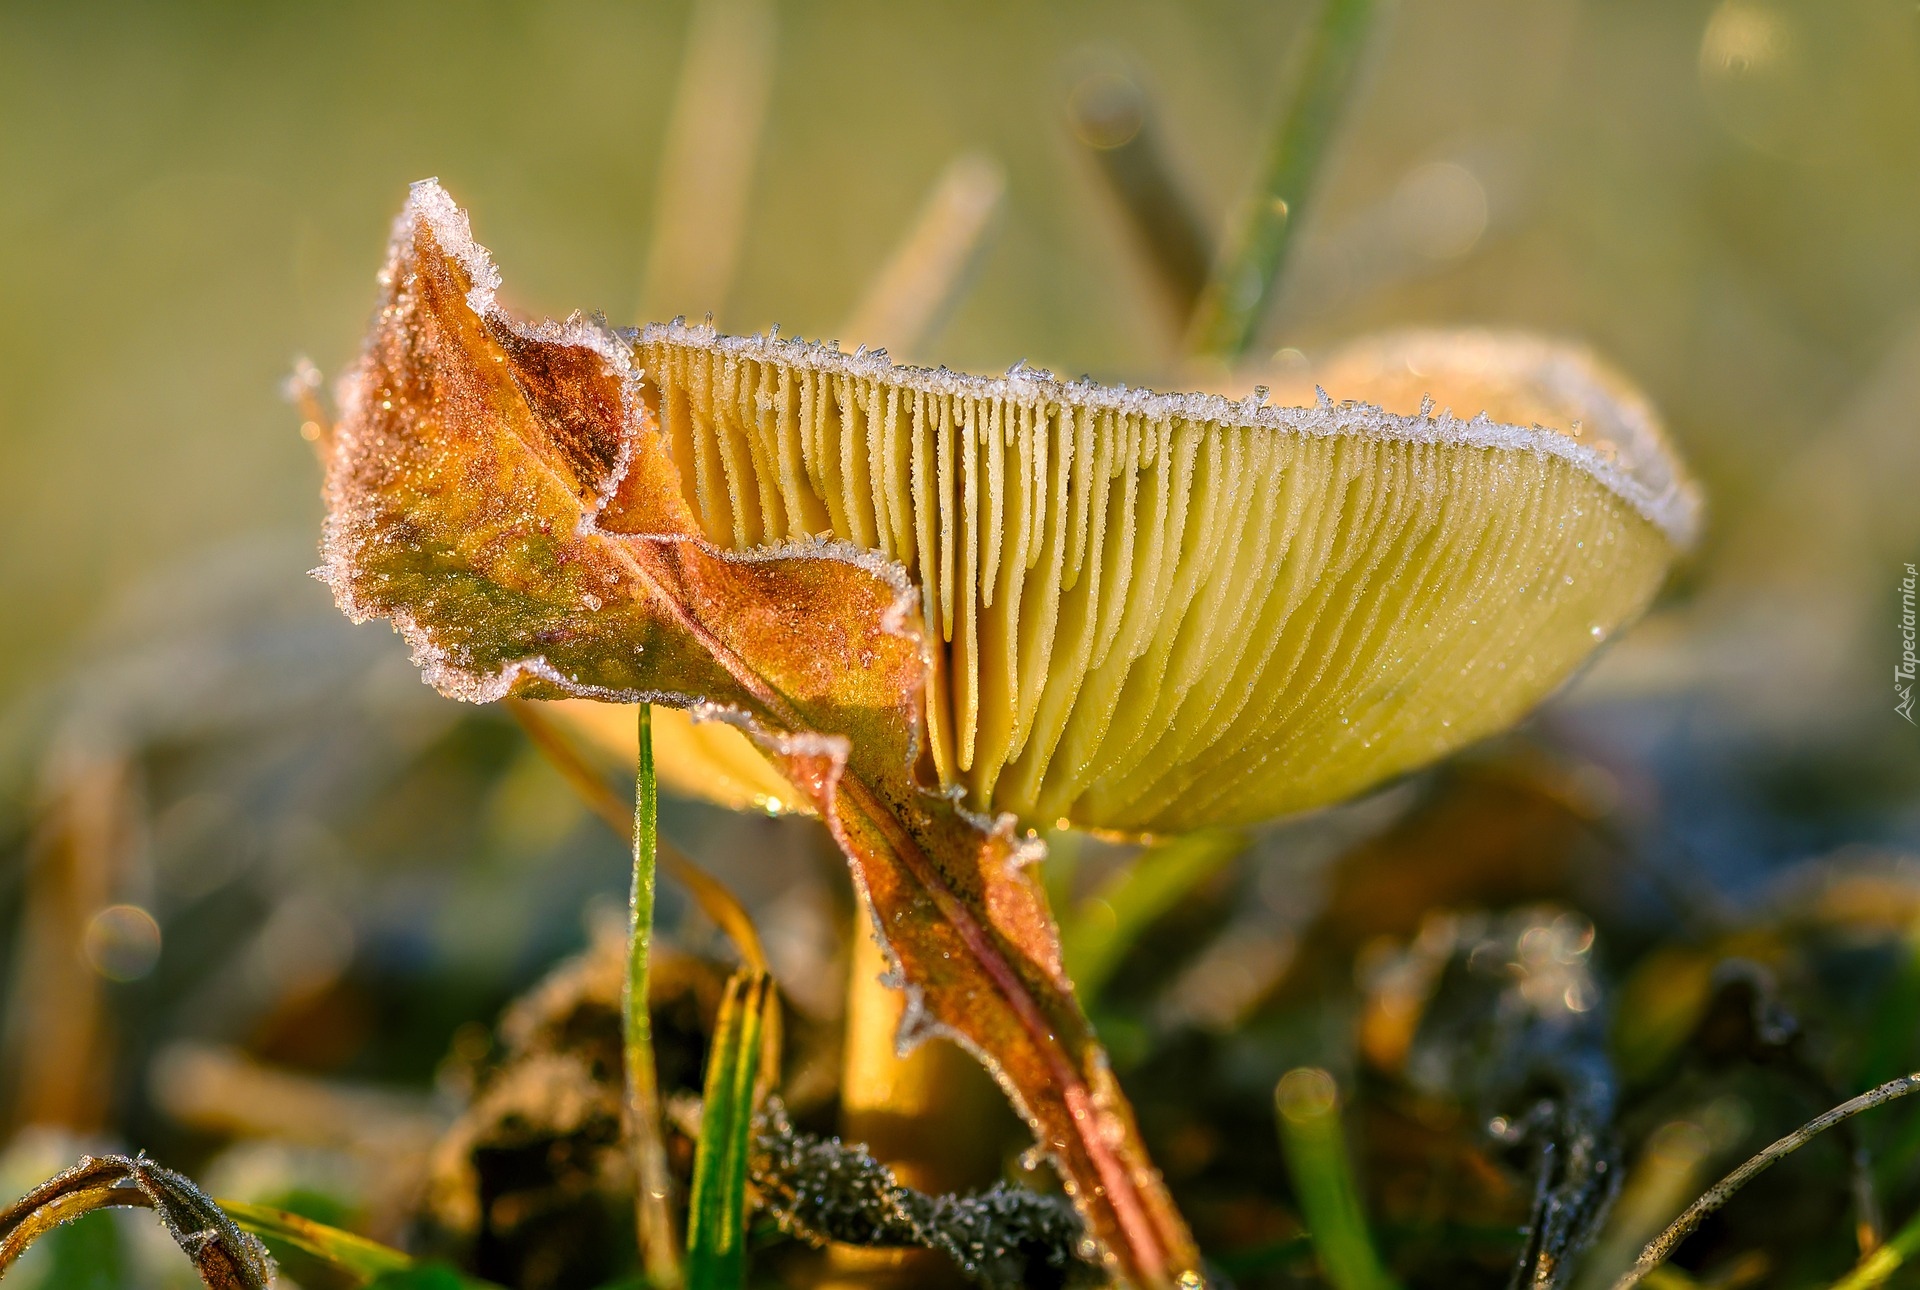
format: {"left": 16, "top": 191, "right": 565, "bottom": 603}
{"left": 562, "top": 324, "right": 1698, "bottom": 835}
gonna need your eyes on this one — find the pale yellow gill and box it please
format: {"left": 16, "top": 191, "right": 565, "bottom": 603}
{"left": 557, "top": 327, "right": 1698, "bottom": 835}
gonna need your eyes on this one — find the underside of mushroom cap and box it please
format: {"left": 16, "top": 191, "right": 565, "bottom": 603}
{"left": 552, "top": 323, "right": 1696, "bottom": 835}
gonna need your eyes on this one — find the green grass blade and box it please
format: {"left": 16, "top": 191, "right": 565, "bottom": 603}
{"left": 508, "top": 698, "right": 767, "bottom": 973}
{"left": 1276, "top": 1067, "right": 1401, "bottom": 1290}
{"left": 1831, "top": 1204, "right": 1920, "bottom": 1289}
{"left": 686, "top": 970, "right": 772, "bottom": 1290}
{"left": 1060, "top": 829, "right": 1245, "bottom": 1004}
{"left": 221, "top": 1199, "right": 501, "bottom": 1288}
{"left": 219, "top": 1199, "right": 411, "bottom": 1280}
{"left": 1188, "top": 0, "right": 1390, "bottom": 360}
{"left": 626, "top": 704, "right": 684, "bottom": 1287}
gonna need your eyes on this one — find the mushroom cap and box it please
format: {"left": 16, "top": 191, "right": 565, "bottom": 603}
{"left": 558, "top": 325, "right": 1698, "bottom": 834}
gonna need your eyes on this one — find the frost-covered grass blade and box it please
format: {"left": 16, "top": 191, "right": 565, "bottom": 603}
{"left": 0, "top": 1154, "right": 274, "bottom": 1290}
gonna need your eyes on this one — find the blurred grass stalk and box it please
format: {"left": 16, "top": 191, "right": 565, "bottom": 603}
{"left": 1188, "top": 0, "right": 1390, "bottom": 362}
{"left": 839, "top": 153, "right": 1006, "bottom": 360}
{"left": 1067, "top": 67, "right": 1215, "bottom": 326}
{"left": 0, "top": 750, "right": 136, "bottom": 1136}
{"left": 149, "top": 1040, "right": 442, "bottom": 1226}
{"left": 1575, "top": 1120, "right": 1715, "bottom": 1290}
{"left": 637, "top": 0, "right": 776, "bottom": 325}
{"left": 1061, "top": 829, "right": 1246, "bottom": 1005}
{"left": 625, "top": 704, "right": 682, "bottom": 1288}
{"left": 1275, "top": 1067, "right": 1400, "bottom": 1290}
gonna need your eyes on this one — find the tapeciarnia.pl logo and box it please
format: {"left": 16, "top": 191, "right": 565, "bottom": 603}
{"left": 1900, "top": 562, "right": 1917, "bottom": 724}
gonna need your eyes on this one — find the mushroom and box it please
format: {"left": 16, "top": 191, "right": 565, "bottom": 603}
{"left": 323, "top": 181, "right": 1703, "bottom": 1284}
{"left": 558, "top": 323, "right": 1698, "bottom": 835}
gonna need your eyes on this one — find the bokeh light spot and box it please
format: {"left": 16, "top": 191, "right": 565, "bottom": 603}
{"left": 83, "top": 904, "right": 162, "bottom": 982}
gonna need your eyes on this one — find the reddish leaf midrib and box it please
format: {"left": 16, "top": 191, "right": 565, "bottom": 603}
{"left": 615, "top": 535, "right": 1177, "bottom": 1285}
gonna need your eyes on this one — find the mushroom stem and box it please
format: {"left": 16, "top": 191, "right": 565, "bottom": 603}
{"left": 839, "top": 892, "right": 1015, "bottom": 1202}
{"left": 828, "top": 899, "right": 1011, "bottom": 1286}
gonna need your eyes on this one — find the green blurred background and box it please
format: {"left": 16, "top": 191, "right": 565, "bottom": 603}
{"left": 2, "top": 0, "right": 1916, "bottom": 698}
